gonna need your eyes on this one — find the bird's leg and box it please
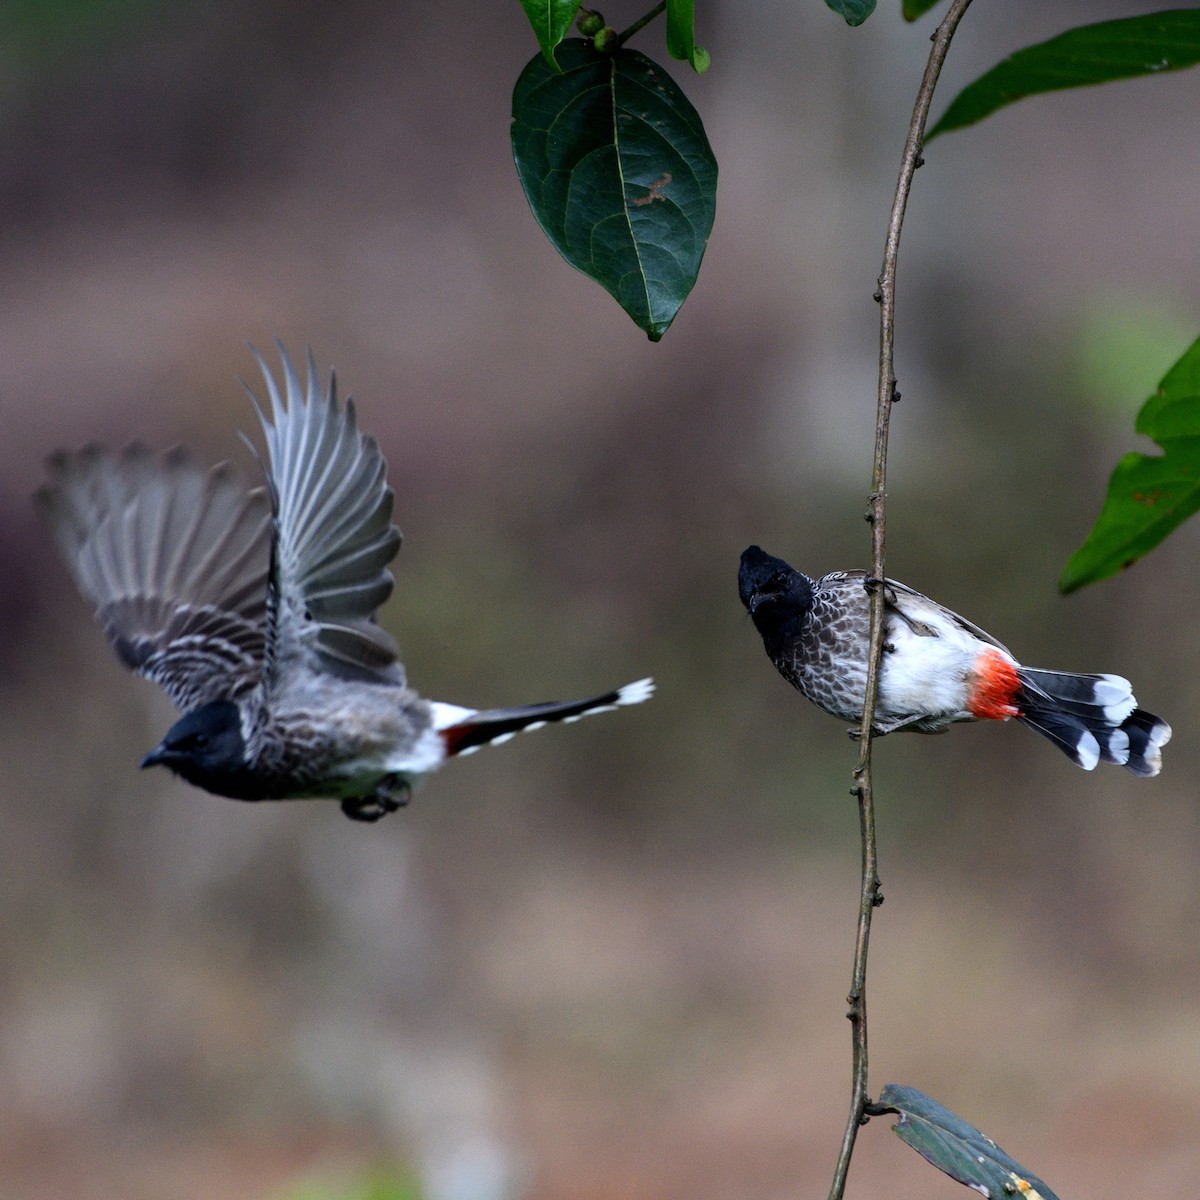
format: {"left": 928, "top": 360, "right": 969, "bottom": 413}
{"left": 339, "top": 775, "right": 411, "bottom": 823}
{"left": 848, "top": 714, "right": 928, "bottom": 739}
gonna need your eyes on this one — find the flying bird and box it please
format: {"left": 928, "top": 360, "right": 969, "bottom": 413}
{"left": 36, "top": 346, "right": 654, "bottom": 821}
{"left": 738, "top": 545, "right": 1169, "bottom": 776}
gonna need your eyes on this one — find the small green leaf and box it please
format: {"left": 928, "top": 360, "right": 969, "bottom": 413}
{"left": 879, "top": 1085, "right": 1062, "bottom": 1200}
{"left": 928, "top": 10, "right": 1200, "bottom": 139}
{"left": 902, "top": 0, "right": 944, "bottom": 20}
{"left": 1061, "top": 335, "right": 1200, "bottom": 592}
{"left": 666, "top": 0, "right": 711, "bottom": 73}
{"left": 511, "top": 40, "right": 718, "bottom": 340}
{"left": 517, "top": 0, "right": 582, "bottom": 70}
{"left": 825, "top": 0, "right": 876, "bottom": 25}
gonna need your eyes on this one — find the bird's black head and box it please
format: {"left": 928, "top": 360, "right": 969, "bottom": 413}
{"left": 738, "top": 545, "right": 814, "bottom": 637}
{"left": 140, "top": 699, "right": 251, "bottom": 798}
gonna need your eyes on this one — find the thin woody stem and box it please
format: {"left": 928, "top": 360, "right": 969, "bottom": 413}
{"left": 827, "top": 3, "right": 976, "bottom": 1198}
{"left": 618, "top": 1, "right": 666, "bottom": 44}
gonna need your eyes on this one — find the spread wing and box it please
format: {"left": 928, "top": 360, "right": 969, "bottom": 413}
{"left": 824, "top": 570, "right": 1012, "bottom": 653}
{"left": 247, "top": 344, "right": 404, "bottom": 686}
{"left": 36, "top": 445, "right": 272, "bottom": 712}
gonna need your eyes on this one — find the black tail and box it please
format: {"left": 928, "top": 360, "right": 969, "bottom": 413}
{"left": 1015, "top": 668, "right": 1170, "bottom": 777}
{"left": 437, "top": 678, "right": 655, "bottom": 758}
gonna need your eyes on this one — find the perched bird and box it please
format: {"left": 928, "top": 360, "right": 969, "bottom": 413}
{"left": 738, "top": 545, "right": 1170, "bottom": 776}
{"left": 36, "top": 346, "right": 654, "bottom": 821}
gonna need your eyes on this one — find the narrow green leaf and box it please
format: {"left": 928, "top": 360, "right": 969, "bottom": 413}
{"left": 825, "top": 0, "right": 876, "bottom": 25}
{"left": 928, "top": 10, "right": 1200, "bottom": 139}
{"left": 666, "top": 0, "right": 711, "bottom": 74}
{"left": 517, "top": 0, "right": 582, "bottom": 71}
{"left": 511, "top": 40, "right": 718, "bottom": 340}
{"left": 1061, "top": 335, "right": 1200, "bottom": 592}
{"left": 879, "top": 1085, "right": 1061, "bottom": 1200}
{"left": 902, "top": 0, "right": 945, "bottom": 20}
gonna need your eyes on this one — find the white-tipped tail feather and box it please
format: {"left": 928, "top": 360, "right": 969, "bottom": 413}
{"left": 434, "top": 678, "right": 655, "bottom": 759}
{"left": 615, "top": 677, "right": 656, "bottom": 706}
{"left": 1016, "top": 667, "right": 1170, "bottom": 776}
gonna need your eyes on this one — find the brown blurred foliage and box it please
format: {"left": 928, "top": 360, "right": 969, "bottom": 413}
{"left": 1, "top": 1, "right": 1198, "bottom": 1197}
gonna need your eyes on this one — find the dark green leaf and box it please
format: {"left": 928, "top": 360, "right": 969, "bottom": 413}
{"left": 928, "top": 10, "right": 1200, "bottom": 139}
{"left": 517, "top": 0, "right": 582, "bottom": 70}
{"left": 666, "top": 0, "right": 711, "bottom": 73}
{"left": 825, "top": 0, "right": 876, "bottom": 25}
{"left": 1061, "top": 335, "right": 1200, "bottom": 592}
{"left": 511, "top": 40, "right": 718, "bottom": 340}
{"left": 879, "top": 1085, "right": 1061, "bottom": 1200}
{"left": 902, "top": 0, "right": 944, "bottom": 20}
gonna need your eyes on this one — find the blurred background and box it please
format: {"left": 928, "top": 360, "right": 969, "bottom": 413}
{"left": 2, "top": 1, "right": 1198, "bottom": 1197}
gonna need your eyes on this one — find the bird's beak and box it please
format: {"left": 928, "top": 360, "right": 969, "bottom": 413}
{"left": 140, "top": 745, "right": 167, "bottom": 769}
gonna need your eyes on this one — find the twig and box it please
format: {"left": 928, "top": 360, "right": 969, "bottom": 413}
{"left": 827, "top": 3, "right": 975, "bottom": 1198}
{"left": 618, "top": 1, "right": 666, "bottom": 45}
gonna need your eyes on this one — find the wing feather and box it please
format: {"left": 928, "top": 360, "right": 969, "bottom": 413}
{"left": 36, "top": 445, "right": 272, "bottom": 711}
{"left": 823, "top": 569, "right": 1012, "bottom": 654}
{"left": 248, "top": 344, "right": 404, "bottom": 684}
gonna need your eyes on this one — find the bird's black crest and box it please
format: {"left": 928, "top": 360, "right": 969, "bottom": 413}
{"left": 738, "top": 545, "right": 814, "bottom": 626}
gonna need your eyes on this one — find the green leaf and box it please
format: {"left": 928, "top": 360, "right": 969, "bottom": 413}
{"left": 825, "top": 0, "right": 876, "bottom": 25}
{"left": 879, "top": 1085, "right": 1061, "bottom": 1200}
{"left": 1061, "top": 335, "right": 1200, "bottom": 592}
{"left": 517, "top": 0, "right": 582, "bottom": 70}
{"left": 902, "top": 0, "right": 944, "bottom": 20}
{"left": 928, "top": 10, "right": 1200, "bottom": 139}
{"left": 666, "top": 0, "right": 711, "bottom": 73}
{"left": 511, "top": 39, "right": 718, "bottom": 340}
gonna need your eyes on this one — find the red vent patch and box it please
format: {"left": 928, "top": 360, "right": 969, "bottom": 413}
{"left": 968, "top": 649, "right": 1021, "bottom": 721}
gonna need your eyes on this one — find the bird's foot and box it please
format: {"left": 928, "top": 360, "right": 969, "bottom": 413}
{"left": 339, "top": 776, "right": 411, "bottom": 823}
{"left": 863, "top": 575, "right": 883, "bottom": 594}
{"left": 340, "top": 797, "right": 391, "bottom": 822}
{"left": 848, "top": 722, "right": 905, "bottom": 740}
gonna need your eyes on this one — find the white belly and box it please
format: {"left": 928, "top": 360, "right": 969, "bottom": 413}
{"left": 877, "top": 618, "right": 1001, "bottom": 728}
